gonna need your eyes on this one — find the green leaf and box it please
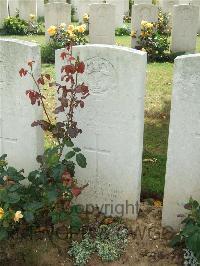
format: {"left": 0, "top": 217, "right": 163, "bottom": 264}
{"left": 7, "top": 192, "right": 20, "bottom": 203}
{"left": 0, "top": 228, "right": 8, "bottom": 241}
{"left": 64, "top": 139, "right": 74, "bottom": 147}
{"left": 24, "top": 211, "right": 34, "bottom": 223}
{"left": 8, "top": 183, "right": 21, "bottom": 192}
{"left": 0, "top": 154, "right": 7, "bottom": 161}
{"left": 186, "top": 228, "right": 200, "bottom": 256}
{"left": 73, "top": 147, "right": 81, "bottom": 153}
{"left": 44, "top": 147, "right": 60, "bottom": 167}
{"left": 47, "top": 190, "right": 58, "bottom": 203}
{"left": 70, "top": 213, "right": 82, "bottom": 232}
{"left": 65, "top": 151, "right": 76, "bottom": 160}
{"left": 0, "top": 189, "right": 8, "bottom": 202}
{"left": 76, "top": 153, "right": 87, "bottom": 168}
{"left": 170, "top": 234, "right": 182, "bottom": 247}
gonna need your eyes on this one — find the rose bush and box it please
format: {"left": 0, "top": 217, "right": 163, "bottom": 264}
{"left": 42, "top": 23, "right": 87, "bottom": 63}
{"left": 0, "top": 45, "right": 89, "bottom": 240}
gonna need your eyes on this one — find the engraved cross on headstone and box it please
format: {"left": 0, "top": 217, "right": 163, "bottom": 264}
{"left": 84, "top": 134, "right": 110, "bottom": 179}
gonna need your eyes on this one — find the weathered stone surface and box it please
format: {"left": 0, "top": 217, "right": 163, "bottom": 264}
{"left": 124, "top": 0, "right": 129, "bottom": 15}
{"left": 191, "top": 0, "right": 200, "bottom": 34}
{"left": 162, "top": 54, "right": 200, "bottom": 229}
{"left": 107, "top": 0, "right": 124, "bottom": 27}
{"left": 159, "top": 0, "right": 179, "bottom": 13}
{"left": 171, "top": 5, "right": 199, "bottom": 53}
{"left": 55, "top": 45, "right": 147, "bottom": 218}
{"left": 18, "top": 0, "right": 37, "bottom": 20}
{"left": 37, "top": 0, "right": 44, "bottom": 17}
{"left": 0, "top": 39, "right": 43, "bottom": 173}
{"left": 131, "top": 4, "right": 158, "bottom": 48}
{"left": 89, "top": 3, "right": 115, "bottom": 45}
{"left": 134, "top": 0, "right": 152, "bottom": 4}
{"left": 0, "top": 0, "right": 8, "bottom": 28}
{"left": 8, "top": 0, "right": 19, "bottom": 17}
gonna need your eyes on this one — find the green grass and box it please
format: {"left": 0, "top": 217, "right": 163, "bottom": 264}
{"left": 1, "top": 34, "right": 200, "bottom": 51}
{"left": 1, "top": 33, "right": 199, "bottom": 199}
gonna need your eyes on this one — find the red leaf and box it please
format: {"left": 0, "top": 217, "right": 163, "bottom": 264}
{"left": 72, "top": 187, "right": 82, "bottom": 197}
{"left": 79, "top": 101, "right": 84, "bottom": 108}
{"left": 28, "top": 60, "right": 35, "bottom": 68}
{"left": 54, "top": 105, "right": 65, "bottom": 114}
{"left": 63, "top": 65, "right": 76, "bottom": 75}
{"left": 45, "top": 74, "right": 51, "bottom": 80}
{"left": 60, "top": 51, "right": 67, "bottom": 60}
{"left": 31, "top": 120, "right": 51, "bottom": 131}
{"left": 76, "top": 61, "right": 85, "bottom": 74}
{"left": 19, "top": 68, "right": 28, "bottom": 77}
{"left": 68, "top": 56, "right": 75, "bottom": 62}
{"left": 26, "top": 90, "right": 42, "bottom": 105}
{"left": 75, "top": 84, "right": 89, "bottom": 95}
{"left": 37, "top": 77, "right": 45, "bottom": 85}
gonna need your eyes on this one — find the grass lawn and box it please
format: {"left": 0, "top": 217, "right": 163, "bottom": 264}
{"left": 1, "top": 33, "right": 200, "bottom": 199}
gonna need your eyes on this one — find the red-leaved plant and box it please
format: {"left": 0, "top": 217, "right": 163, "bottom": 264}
{"left": 0, "top": 46, "right": 90, "bottom": 241}
{"left": 16, "top": 45, "right": 89, "bottom": 230}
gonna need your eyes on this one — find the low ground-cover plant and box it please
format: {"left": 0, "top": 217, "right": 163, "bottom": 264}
{"left": 115, "top": 25, "right": 131, "bottom": 36}
{"left": 0, "top": 45, "right": 89, "bottom": 240}
{"left": 42, "top": 23, "right": 87, "bottom": 63}
{"left": 2, "top": 14, "right": 44, "bottom": 35}
{"left": 68, "top": 222, "right": 129, "bottom": 265}
{"left": 171, "top": 198, "right": 200, "bottom": 264}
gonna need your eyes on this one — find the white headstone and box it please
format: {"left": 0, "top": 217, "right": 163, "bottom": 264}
{"left": 124, "top": 0, "right": 129, "bottom": 15}
{"left": 49, "top": 0, "right": 66, "bottom": 2}
{"left": 75, "top": 0, "right": 101, "bottom": 22}
{"left": 44, "top": 2, "right": 71, "bottom": 41}
{"left": 8, "top": 0, "right": 19, "bottom": 17}
{"left": 171, "top": 5, "right": 199, "bottom": 53}
{"left": 159, "top": 0, "right": 179, "bottom": 13}
{"left": 18, "top": 0, "right": 37, "bottom": 20}
{"left": 37, "top": 0, "right": 44, "bottom": 17}
{"left": 76, "top": 0, "right": 90, "bottom": 22}
{"left": 134, "top": 0, "right": 152, "bottom": 4}
{"left": 0, "top": 39, "right": 43, "bottom": 173}
{"left": 107, "top": 0, "right": 124, "bottom": 27}
{"left": 162, "top": 54, "right": 200, "bottom": 230}
{"left": 0, "top": 0, "right": 8, "bottom": 29}
{"left": 56, "top": 45, "right": 147, "bottom": 218}
{"left": 89, "top": 3, "right": 115, "bottom": 45}
{"left": 131, "top": 4, "right": 158, "bottom": 48}
{"left": 191, "top": 0, "right": 200, "bottom": 34}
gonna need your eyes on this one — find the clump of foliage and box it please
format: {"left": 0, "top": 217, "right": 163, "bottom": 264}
{"left": 0, "top": 45, "right": 89, "bottom": 240}
{"left": 132, "top": 9, "right": 171, "bottom": 62}
{"left": 47, "top": 23, "right": 87, "bottom": 47}
{"left": 157, "top": 8, "right": 171, "bottom": 37}
{"left": 68, "top": 223, "right": 129, "bottom": 265}
{"left": 68, "top": 234, "right": 95, "bottom": 265}
{"left": 123, "top": 15, "right": 131, "bottom": 23}
{"left": 2, "top": 14, "right": 44, "bottom": 35}
{"left": 43, "top": 23, "right": 87, "bottom": 63}
{"left": 171, "top": 198, "right": 200, "bottom": 263}
{"left": 115, "top": 25, "right": 131, "bottom": 36}
{"left": 183, "top": 249, "right": 199, "bottom": 266}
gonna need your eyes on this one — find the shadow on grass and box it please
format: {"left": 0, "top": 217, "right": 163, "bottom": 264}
{"left": 141, "top": 98, "right": 171, "bottom": 200}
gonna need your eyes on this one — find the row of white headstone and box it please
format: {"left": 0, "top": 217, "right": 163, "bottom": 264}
{"left": 131, "top": 3, "right": 200, "bottom": 53}
{"left": 88, "top": 3, "right": 200, "bottom": 54}
{"left": 0, "top": 38, "right": 200, "bottom": 230}
{"left": 0, "top": 0, "right": 44, "bottom": 22}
